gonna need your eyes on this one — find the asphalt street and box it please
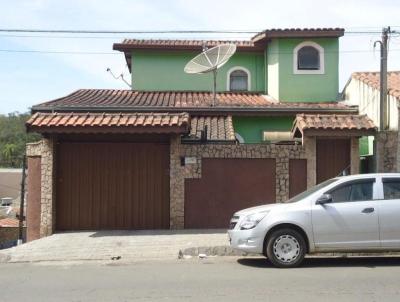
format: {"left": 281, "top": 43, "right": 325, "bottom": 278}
{"left": 1, "top": 257, "right": 400, "bottom": 302}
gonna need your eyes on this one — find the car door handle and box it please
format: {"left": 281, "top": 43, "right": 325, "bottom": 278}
{"left": 361, "top": 207, "right": 375, "bottom": 214}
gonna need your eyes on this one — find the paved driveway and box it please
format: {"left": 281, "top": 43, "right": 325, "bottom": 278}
{"left": 0, "top": 230, "right": 228, "bottom": 263}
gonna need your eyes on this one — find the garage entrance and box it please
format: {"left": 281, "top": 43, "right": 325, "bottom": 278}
{"left": 184, "top": 158, "right": 276, "bottom": 228}
{"left": 56, "top": 142, "right": 170, "bottom": 230}
{"left": 316, "top": 138, "right": 350, "bottom": 184}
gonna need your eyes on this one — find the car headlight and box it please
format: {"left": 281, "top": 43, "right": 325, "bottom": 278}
{"left": 239, "top": 211, "right": 270, "bottom": 230}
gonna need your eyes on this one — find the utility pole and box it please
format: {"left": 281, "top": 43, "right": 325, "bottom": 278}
{"left": 18, "top": 154, "right": 27, "bottom": 245}
{"left": 374, "top": 26, "right": 391, "bottom": 172}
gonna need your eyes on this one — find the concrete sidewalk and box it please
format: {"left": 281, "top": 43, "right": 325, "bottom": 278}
{"left": 0, "top": 230, "right": 229, "bottom": 263}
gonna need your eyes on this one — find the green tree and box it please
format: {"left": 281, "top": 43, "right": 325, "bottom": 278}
{"left": 0, "top": 112, "right": 40, "bottom": 168}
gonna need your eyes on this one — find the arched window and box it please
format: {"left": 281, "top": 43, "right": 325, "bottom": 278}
{"left": 227, "top": 67, "right": 250, "bottom": 91}
{"left": 297, "top": 46, "right": 320, "bottom": 70}
{"left": 293, "top": 41, "right": 324, "bottom": 74}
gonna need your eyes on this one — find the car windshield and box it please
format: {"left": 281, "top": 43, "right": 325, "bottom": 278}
{"left": 287, "top": 178, "right": 338, "bottom": 203}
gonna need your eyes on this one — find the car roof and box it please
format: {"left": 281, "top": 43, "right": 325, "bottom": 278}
{"left": 336, "top": 173, "right": 400, "bottom": 180}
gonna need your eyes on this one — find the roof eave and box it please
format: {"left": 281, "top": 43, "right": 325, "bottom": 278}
{"left": 113, "top": 43, "right": 264, "bottom": 53}
{"left": 302, "top": 128, "right": 376, "bottom": 137}
{"left": 251, "top": 29, "right": 345, "bottom": 43}
{"left": 31, "top": 105, "right": 358, "bottom": 114}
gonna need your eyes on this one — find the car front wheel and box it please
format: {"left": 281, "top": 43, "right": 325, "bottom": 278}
{"left": 266, "top": 228, "right": 306, "bottom": 268}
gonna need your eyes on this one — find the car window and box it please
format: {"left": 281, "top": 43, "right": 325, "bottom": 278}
{"left": 383, "top": 178, "right": 400, "bottom": 200}
{"left": 287, "top": 178, "right": 338, "bottom": 203}
{"left": 329, "top": 181, "right": 374, "bottom": 203}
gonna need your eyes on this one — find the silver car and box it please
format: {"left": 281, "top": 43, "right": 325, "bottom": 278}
{"left": 228, "top": 173, "right": 400, "bottom": 268}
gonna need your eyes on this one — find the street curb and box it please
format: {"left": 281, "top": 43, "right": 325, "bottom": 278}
{"left": 178, "top": 246, "right": 258, "bottom": 258}
{"left": 178, "top": 246, "right": 400, "bottom": 259}
{"left": 0, "top": 253, "right": 11, "bottom": 263}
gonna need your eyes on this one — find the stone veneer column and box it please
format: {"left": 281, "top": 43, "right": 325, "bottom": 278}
{"left": 26, "top": 138, "right": 55, "bottom": 238}
{"left": 169, "top": 135, "right": 185, "bottom": 229}
{"left": 275, "top": 150, "right": 290, "bottom": 202}
{"left": 303, "top": 136, "right": 316, "bottom": 188}
{"left": 350, "top": 137, "right": 360, "bottom": 175}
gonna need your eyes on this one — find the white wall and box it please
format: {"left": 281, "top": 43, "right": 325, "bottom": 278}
{"left": 343, "top": 78, "right": 399, "bottom": 130}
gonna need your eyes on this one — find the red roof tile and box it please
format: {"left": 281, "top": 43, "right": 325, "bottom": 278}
{"left": 188, "top": 116, "right": 235, "bottom": 142}
{"left": 0, "top": 218, "right": 20, "bottom": 227}
{"left": 352, "top": 71, "right": 400, "bottom": 100}
{"left": 252, "top": 28, "right": 344, "bottom": 41}
{"left": 114, "top": 39, "right": 257, "bottom": 49}
{"left": 26, "top": 112, "right": 190, "bottom": 134}
{"left": 113, "top": 29, "right": 344, "bottom": 52}
{"left": 32, "top": 90, "right": 354, "bottom": 113}
{"left": 292, "top": 114, "right": 376, "bottom": 137}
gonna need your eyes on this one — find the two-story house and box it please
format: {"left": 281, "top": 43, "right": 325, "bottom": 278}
{"left": 25, "top": 28, "right": 376, "bottom": 241}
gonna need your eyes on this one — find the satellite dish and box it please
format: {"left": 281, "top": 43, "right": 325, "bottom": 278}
{"left": 184, "top": 43, "right": 237, "bottom": 106}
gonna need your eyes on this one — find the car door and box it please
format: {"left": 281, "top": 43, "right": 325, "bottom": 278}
{"left": 312, "top": 178, "right": 380, "bottom": 250}
{"left": 378, "top": 177, "right": 400, "bottom": 248}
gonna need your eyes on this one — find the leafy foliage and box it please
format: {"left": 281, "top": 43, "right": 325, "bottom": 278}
{"left": 0, "top": 112, "right": 40, "bottom": 168}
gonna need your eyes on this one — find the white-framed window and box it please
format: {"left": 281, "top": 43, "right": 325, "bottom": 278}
{"left": 293, "top": 41, "right": 325, "bottom": 74}
{"left": 227, "top": 66, "right": 251, "bottom": 91}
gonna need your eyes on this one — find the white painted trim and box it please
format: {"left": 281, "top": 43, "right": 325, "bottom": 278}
{"left": 226, "top": 66, "right": 251, "bottom": 91}
{"left": 293, "top": 41, "right": 325, "bottom": 75}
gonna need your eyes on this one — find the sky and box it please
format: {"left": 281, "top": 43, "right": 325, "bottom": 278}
{"left": 0, "top": 0, "right": 399, "bottom": 114}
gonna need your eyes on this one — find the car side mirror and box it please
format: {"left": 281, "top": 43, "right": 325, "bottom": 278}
{"left": 316, "top": 194, "right": 333, "bottom": 205}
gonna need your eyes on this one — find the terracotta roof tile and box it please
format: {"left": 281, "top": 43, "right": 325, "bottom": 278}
{"left": 26, "top": 112, "right": 190, "bottom": 134}
{"left": 0, "top": 218, "right": 20, "bottom": 227}
{"left": 293, "top": 114, "right": 376, "bottom": 134}
{"left": 117, "top": 39, "right": 255, "bottom": 47}
{"left": 187, "top": 116, "right": 235, "bottom": 142}
{"left": 32, "top": 90, "right": 353, "bottom": 113}
{"left": 252, "top": 28, "right": 344, "bottom": 41}
{"left": 352, "top": 71, "right": 400, "bottom": 100}
{"left": 113, "top": 28, "right": 344, "bottom": 51}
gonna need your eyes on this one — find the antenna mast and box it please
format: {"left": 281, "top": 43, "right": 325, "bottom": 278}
{"left": 184, "top": 43, "right": 237, "bottom": 107}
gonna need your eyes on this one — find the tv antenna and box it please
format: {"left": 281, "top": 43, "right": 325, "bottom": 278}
{"left": 106, "top": 68, "right": 132, "bottom": 88}
{"left": 184, "top": 43, "right": 236, "bottom": 106}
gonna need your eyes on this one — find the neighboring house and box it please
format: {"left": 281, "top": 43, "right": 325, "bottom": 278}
{"left": 0, "top": 217, "right": 25, "bottom": 249}
{"left": 0, "top": 168, "right": 22, "bottom": 200}
{"left": 25, "top": 28, "right": 376, "bottom": 240}
{"left": 342, "top": 71, "right": 400, "bottom": 172}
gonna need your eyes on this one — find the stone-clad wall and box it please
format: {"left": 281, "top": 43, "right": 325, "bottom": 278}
{"left": 169, "top": 135, "right": 311, "bottom": 229}
{"left": 383, "top": 132, "right": 398, "bottom": 172}
{"left": 376, "top": 131, "right": 398, "bottom": 173}
{"left": 26, "top": 139, "right": 55, "bottom": 238}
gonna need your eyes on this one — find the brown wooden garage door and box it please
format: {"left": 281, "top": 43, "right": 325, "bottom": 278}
{"left": 289, "top": 159, "right": 307, "bottom": 198}
{"left": 317, "top": 139, "right": 350, "bottom": 184}
{"left": 184, "top": 158, "right": 276, "bottom": 229}
{"left": 56, "top": 142, "right": 170, "bottom": 230}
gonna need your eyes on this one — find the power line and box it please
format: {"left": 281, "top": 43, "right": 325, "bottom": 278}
{"left": 0, "top": 29, "right": 262, "bottom": 34}
{"left": 1, "top": 48, "right": 400, "bottom": 56}
{"left": 0, "top": 28, "right": 398, "bottom": 35}
{"left": 0, "top": 32, "right": 392, "bottom": 40}
{"left": 0, "top": 49, "right": 116, "bottom": 55}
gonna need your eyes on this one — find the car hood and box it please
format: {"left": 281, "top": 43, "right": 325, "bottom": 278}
{"left": 234, "top": 203, "right": 289, "bottom": 216}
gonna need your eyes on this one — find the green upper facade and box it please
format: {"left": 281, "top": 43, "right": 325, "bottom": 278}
{"left": 131, "top": 51, "right": 266, "bottom": 92}
{"left": 114, "top": 28, "right": 344, "bottom": 102}
{"left": 267, "top": 38, "right": 339, "bottom": 102}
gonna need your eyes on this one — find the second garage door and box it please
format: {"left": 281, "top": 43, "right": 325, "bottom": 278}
{"left": 184, "top": 158, "right": 276, "bottom": 228}
{"left": 56, "top": 142, "right": 170, "bottom": 230}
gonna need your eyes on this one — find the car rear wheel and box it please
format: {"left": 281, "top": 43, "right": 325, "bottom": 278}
{"left": 266, "top": 228, "right": 306, "bottom": 268}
